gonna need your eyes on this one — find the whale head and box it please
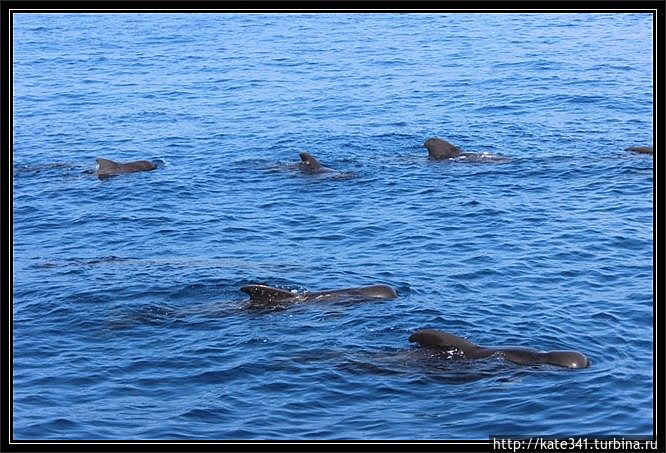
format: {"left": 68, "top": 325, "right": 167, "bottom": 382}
{"left": 355, "top": 284, "right": 398, "bottom": 299}
{"left": 543, "top": 350, "right": 589, "bottom": 368}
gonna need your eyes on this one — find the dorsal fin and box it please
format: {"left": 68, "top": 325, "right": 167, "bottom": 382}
{"left": 408, "top": 329, "right": 480, "bottom": 354}
{"left": 299, "top": 152, "right": 322, "bottom": 172}
{"left": 240, "top": 285, "right": 295, "bottom": 304}
{"left": 96, "top": 157, "right": 120, "bottom": 170}
{"left": 95, "top": 157, "right": 118, "bottom": 168}
{"left": 424, "top": 138, "right": 463, "bottom": 159}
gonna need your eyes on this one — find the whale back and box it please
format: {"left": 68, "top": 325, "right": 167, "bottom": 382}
{"left": 125, "top": 160, "right": 157, "bottom": 171}
{"left": 625, "top": 146, "right": 654, "bottom": 155}
{"left": 423, "top": 138, "right": 463, "bottom": 159}
{"left": 96, "top": 157, "right": 156, "bottom": 178}
{"left": 308, "top": 284, "right": 398, "bottom": 301}
{"left": 495, "top": 348, "right": 547, "bottom": 366}
{"left": 241, "top": 284, "right": 296, "bottom": 307}
{"left": 409, "top": 329, "right": 481, "bottom": 356}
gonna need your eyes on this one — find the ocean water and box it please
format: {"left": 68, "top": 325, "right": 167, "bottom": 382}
{"left": 11, "top": 12, "right": 654, "bottom": 441}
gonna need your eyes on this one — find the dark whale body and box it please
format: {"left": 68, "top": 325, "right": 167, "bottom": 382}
{"left": 96, "top": 157, "right": 157, "bottom": 179}
{"left": 625, "top": 146, "right": 653, "bottom": 155}
{"left": 423, "top": 137, "right": 509, "bottom": 162}
{"left": 409, "top": 329, "right": 589, "bottom": 369}
{"left": 241, "top": 284, "right": 397, "bottom": 309}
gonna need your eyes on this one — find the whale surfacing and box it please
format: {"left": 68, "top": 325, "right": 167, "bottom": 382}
{"left": 409, "top": 329, "right": 589, "bottom": 369}
{"left": 423, "top": 137, "right": 509, "bottom": 162}
{"left": 241, "top": 284, "right": 397, "bottom": 309}
{"left": 96, "top": 158, "right": 157, "bottom": 179}
{"left": 625, "top": 146, "right": 653, "bottom": 155}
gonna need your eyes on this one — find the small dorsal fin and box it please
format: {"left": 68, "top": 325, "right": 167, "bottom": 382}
{"left": 240, "top": 285, "right": 295, "bottom": 304}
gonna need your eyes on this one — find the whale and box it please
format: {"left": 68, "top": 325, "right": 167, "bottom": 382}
{"left": 299, "top": 152, "right": 334, "bottom": 174}
{"left": 625, "top": 146, "right": 653, "bottom": 155}
{"left": 96, "top": 157, "right": 157, "bottom": 179}
{"left": 423, "top": 137, "right": 509, "bottom": 162}
{"left": 241, "top": 284, "right": 397, "bottom": 309}
{"left": 408, "top": 329, "right": 589, "bottom": 369}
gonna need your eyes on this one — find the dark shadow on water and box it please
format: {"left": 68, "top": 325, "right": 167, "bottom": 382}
{"left": 13, "top": 162, "right": 82, "bottom": 176}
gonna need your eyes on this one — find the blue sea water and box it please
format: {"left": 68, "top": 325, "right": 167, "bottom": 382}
{"left": 11, "top": 12, "right": 654, "bottom": 441}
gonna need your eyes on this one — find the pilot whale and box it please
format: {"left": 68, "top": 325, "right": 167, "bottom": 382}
{"left": 409, "top": 329, "right": 589, "bottom": 369}
{"left": 241, "top": 284, "right": 397, "bottom": 309}
{"left": 96, "top": 157, "right": 157, "bottom": 178}
{"left": 423, "top": 137, "right": 508, "bottom": 162}
{"left": 625, "top": 145, "right": 653, "bottom": 155}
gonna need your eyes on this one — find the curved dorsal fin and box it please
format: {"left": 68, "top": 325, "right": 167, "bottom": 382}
{"left": 240, "top": 285, "right": 295, "bottom": 304}
{"left": 96, "top": 157, "right": 120, "bottom": 170}
{"left": 424, "top": 138, "right": 463, "bottom": 159}
{"left": 408, "top": 329, "right": 480, "bottom": 355}
{"left": 299, "top": 152, "right": 322, "bottom": 172}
